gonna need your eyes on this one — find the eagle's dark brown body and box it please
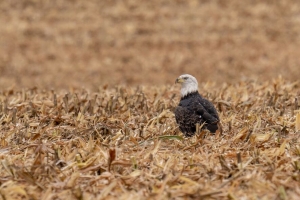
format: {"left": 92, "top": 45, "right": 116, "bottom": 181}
{"left": 175, "top": 91, "right": 219, "bottom": 137}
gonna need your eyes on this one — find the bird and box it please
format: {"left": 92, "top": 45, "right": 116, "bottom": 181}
{"left": 174, "top": 74, "right": 220, "bottom": 137}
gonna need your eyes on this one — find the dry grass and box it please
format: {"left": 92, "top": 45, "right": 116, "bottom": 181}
{"left": 0, "top": 77, "right": 300, "bottom": 199}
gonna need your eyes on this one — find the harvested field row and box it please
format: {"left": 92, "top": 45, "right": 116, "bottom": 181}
{"left": 0, "top": 77, "right": 300, "bottom": 199}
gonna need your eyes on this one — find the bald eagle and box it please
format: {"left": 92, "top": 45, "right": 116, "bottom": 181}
{"left": 174, "top": 74, "right": 220, "bottom": 137}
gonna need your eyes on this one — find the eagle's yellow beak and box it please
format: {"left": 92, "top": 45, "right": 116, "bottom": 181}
{"left": 175, "top": 78, "right": 184, "bottom": 84}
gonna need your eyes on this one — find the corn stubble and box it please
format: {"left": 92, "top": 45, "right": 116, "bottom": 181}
{"left": 0, "top": 78, "right": 300, "bottom": 199}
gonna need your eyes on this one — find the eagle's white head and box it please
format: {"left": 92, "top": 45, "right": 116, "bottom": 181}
{"left": 175, "top": 74, "right": 198, "bottom": 97}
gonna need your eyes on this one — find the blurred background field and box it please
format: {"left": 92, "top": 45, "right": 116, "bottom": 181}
{"left": 1, "top": 0, "right": 300, "bottom": 90}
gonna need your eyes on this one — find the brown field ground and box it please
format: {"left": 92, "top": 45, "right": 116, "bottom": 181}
{"left": 1, "top": 0, "right": 300, "bottom": 199}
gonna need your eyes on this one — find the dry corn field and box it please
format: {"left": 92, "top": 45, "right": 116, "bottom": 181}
{"left": 2, "top": 0, "right": 300, "bottom": 199}
{"left": 0, "top": 78, "right": 300, "bottom": 199}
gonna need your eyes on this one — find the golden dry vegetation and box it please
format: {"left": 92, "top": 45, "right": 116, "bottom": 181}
{"left": 1, "top": 78, "right": 300, "bottom": 199}
{"left": 1, "top": 0, "right": 300, "bottom": 199}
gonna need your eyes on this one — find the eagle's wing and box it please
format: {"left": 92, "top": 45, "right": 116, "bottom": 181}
{"left": 199, "top": 98, "right": 219, "bottom": 120}
{"left": 190, "top": 101, "right": 219, "bottom": 133}
{"left": 189, "top": 100, "right": 219, "bottom": 124}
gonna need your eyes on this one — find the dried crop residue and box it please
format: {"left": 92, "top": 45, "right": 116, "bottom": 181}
{"left": 0, "top": 77, "right": 300, "bottom": 199}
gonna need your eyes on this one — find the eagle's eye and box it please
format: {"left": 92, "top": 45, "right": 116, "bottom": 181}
{"left": 183, "top": 77, "right": 188, "bottom": 80}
